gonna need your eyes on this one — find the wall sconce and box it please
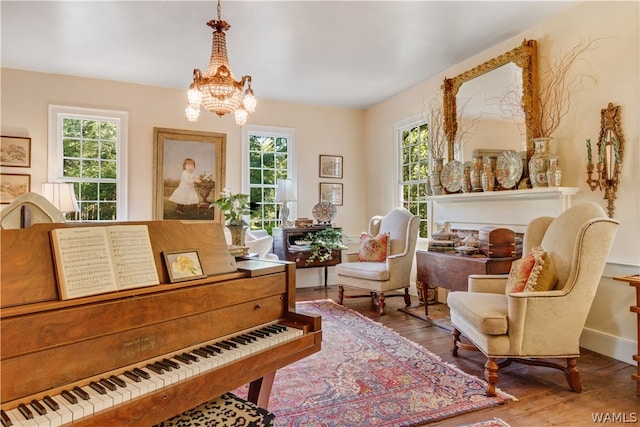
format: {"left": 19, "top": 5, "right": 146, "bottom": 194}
{"left": 276, "top": 179, "right": 296, "bottom": 227}
{"left": 585, "top": 102, "right": 624, "bottom": 218}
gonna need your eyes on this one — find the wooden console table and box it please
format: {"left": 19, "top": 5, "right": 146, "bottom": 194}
{"left": 416, "top": 249, "right": 519, "bottom": 316}
{"left": 613, "top": 274, "right": 640, "bottom": 394}
{"left": 273, "top": 227, "right": 342, "bottom": 286}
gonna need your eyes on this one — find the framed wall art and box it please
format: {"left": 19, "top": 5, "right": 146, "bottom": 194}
{"left": 163, "top": 249, "right": 206, "bottom": 283}
{"left": 0, "top": 173, "right": 30, "bottom": 204}
{"left": 153, "top": 128, "right": 226, "bottom": 221}
{"left": 319, "top": 155, "right": 343, "bottom": 179}
{"left": 1, "top": 136, "right": 31, "bottom": 168}
{"left": 319, "top": 182, "right": 343, "bottom": 206}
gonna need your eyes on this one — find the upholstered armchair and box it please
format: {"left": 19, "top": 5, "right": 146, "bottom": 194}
{"left": 447, "top": 202, "right": 619, "bottom": 396}
{"left": 336, "top": 207, "right": 420, "bottom": 314}
{"left": 245, "top": 229, "right": 278, "bottom": 260}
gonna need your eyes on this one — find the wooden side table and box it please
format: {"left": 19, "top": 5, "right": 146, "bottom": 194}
{"left": 613, "top": 274, "right": 640, "bottom": 394}
{"left": 273, "top": 227, "right": 342, "bottom": 286}
{"left": 416, "top": 249, "right": 518, "bottom": 316}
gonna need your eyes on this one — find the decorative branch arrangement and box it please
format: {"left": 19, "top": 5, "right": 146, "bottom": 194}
{"left": 424, "top": 96, "right": 447, "bottom": 160}
{"left": 532, "top": 37, "right": 601, "bottom": 138}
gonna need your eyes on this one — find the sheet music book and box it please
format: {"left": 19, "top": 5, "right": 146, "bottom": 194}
{"left": 50, "top": 225, "right": 160, "bottom": 300}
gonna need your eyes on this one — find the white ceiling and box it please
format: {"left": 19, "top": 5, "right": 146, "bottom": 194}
{"left": 1, "top": 1, "right": 578, "bottom": 110}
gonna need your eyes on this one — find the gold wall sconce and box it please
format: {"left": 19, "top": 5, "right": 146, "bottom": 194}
{"left": 585, "top": 102, "right": 624, "bottom": 218}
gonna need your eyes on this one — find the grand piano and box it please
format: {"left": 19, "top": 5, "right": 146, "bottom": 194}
{"left": 0, "top": 221, "right": 322, "bottom": 426}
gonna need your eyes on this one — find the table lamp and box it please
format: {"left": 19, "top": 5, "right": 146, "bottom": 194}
{"left": 275, "top": 179, "right": 296, "bottom": 227}
{"left": 42, "top": 182, "right": 80, "bottom": 217}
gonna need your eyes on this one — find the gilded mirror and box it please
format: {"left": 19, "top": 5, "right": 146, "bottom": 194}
{"left": 442, "top": 39, "right": 539, "bottom": 162}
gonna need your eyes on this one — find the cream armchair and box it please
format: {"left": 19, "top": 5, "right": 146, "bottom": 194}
{"left": 447, "top": 202, "right": 619, "bottom": 396}
{"left": 336, "top": 207, "right": 420, "bottom": 314}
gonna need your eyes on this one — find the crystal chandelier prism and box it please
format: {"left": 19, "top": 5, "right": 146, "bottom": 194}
{"left": 185, "top": 0, "right": 256, "bottom": 126}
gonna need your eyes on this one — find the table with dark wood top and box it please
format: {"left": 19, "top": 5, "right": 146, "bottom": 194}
{"left": 416, "top": 249, "right": 519, "bottom": 315}
{"left": 613, "top": 274, "right": 640, "bottom": 394}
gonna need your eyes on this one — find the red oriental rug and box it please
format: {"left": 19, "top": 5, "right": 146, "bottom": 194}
{"left": 235, "top": 299, "right": 515, "bottom": 427}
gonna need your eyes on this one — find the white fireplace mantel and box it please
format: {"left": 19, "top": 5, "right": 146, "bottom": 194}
{"left": 426, "top": 187, "right": 579, "bottom": 234}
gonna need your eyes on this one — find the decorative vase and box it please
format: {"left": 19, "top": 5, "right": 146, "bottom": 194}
{"left": 461, "top": 165, "right": 472, "bottom": 193}
{"left": 481, "top": 164, "right": 495, "bottom": 192}
{"left": 546, "top": 156, "right": 562, "bottom": 187}
{"left": 470, "top": 157, "right": 483, "bottom": 192}
{"left": 430, "top": 158, "right": 445, "bottom": 195}
{"left": 529, "top": 137, "right": 553, "bottom": 187}
{"left": 227, "top": 225, "right": 248, "bottom": 246}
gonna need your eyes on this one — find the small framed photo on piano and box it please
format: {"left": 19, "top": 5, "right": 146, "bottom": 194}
{"left": 163, "top": 249, "right": 206, "bottom": 283}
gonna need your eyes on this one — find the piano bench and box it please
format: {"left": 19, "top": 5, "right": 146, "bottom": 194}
{"left": 155, "top": 392, "right": 275, "bottom": 427}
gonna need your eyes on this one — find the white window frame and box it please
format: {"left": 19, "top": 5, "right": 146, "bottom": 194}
{"left": 47, "top": 105, "right": 129, "bottom": 221}
{"left": 242, "top": 125, "right": 296, "bottom": 222}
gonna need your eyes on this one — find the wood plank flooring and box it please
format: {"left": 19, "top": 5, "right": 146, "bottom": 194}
{"left": 296, "top": 286, "right": 639, "bottom": 426}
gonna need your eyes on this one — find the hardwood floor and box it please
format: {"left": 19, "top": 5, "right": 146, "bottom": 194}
{"left": 296, "top": 286, "right": 639, "bottom": 426}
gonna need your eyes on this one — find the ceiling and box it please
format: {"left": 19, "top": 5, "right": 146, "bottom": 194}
{"left": 1, "top": 1, "right": 578, "bottom": 110}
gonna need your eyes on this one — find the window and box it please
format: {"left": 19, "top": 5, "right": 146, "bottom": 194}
{"left": 243, "top": 126, "right": 295, "bottom": 233}
{"left": 48, "top": 106, "right": 128, "bottom": 221}
{"left": 398, "top": 121, "right": 429, "bottom": 238}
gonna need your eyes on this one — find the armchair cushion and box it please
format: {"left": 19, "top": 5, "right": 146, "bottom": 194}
{"left": 336, "top": 261, "right": 390, "bottom": 281}
{"left": 358, "top": 232, "right": 390, "bottom": 262}
{"left": 506, "top": 246, "right": 558, "bottom": 293}
{"left": 447, "top": 292, "right": 509, "bottom": 335}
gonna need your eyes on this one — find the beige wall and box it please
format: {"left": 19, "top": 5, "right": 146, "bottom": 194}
{"left": 1, "top": 1, "right": 638, "bottom": 362}
{"left": 365, "top": 1, "right": 639, "bottom": 362}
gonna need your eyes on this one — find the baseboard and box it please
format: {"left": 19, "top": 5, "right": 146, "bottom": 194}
{"left": 580, "top": 327, "right": 637, "bottom": 364}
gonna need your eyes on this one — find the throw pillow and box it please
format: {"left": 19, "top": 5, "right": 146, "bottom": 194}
{"left": 358, "top": 232, "right": 390, "bottom": 262}
{"left": 506, "top": 246, "right": 558, "bottom": 293}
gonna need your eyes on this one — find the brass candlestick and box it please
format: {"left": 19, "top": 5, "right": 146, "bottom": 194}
{"left": 585, "top": 103, "right": 624, "bottom": 218}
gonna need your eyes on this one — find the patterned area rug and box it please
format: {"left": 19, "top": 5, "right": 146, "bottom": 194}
{"left": 235, "top": 299, "right": 515, "bottom": 426}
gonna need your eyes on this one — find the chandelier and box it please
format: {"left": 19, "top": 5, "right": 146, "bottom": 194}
{"left": 185, "top": 0, "right": 256, "bottom": 126}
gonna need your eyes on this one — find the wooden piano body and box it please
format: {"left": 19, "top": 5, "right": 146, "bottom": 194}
{"left": 0, "top": 221, "right": 321, "bottom": 426}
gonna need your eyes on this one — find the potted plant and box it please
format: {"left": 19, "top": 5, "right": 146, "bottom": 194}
{"left": 212, "top": 188, "right": 250, "bottom": 245}
{"left": 305, "top": 228, "right": 347, "bottom": 265}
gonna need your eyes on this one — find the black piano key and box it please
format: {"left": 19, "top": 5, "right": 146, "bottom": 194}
{"left": 72, "top": 386, "right": 90, "bottom": 401}
{"left": 192, "top": 348, "right": 211, "bottom": 358}
{"left": 99, "top": 378, "right": 117, "bottom": 391}
{"left": 61, "top": 390, "right": 78, "bottom": 404}
{"left": 163, "top": 358, "right": 180, "bottom": 369}
{"left": 249, "top": 330, "right": 267, "bottom": 338}
{"left": 42, "top": 396, "right": 60, "bottom": 411}
{"left": 0, "top": 409, "right": 12, "bottom": 427}
{"left": 182, "top": 352, "right": 199, "bottom": 362}
{"left": 17, "top": 403, "right": 33, "bottom": 420}
{"left": 205, "top": 345, "right": 222, "bottom": 354}
{"left": 89, "top": 381, "right": 107, "bottom": 395}
{"left": 145, "top": 363, "right": 164, "bottom": 374}
{"left": 43, "top": 395, "right": 59, "bottom": 411}
{"left": 215, "top": 341, "right": 231, "bottom": 350}
{"left": 155, "top": 360, "right": 172, "bottom": 371}
{"left": 222, "top": 340, "right": 238, "bottom": 348}
{"left": 124, "top": 370, "right": 142, "bottom": 382}
{"left": 109, "top": 375, "right": 127, "bottom": 388}
{"left": 133, "top": 367, "right": 151, "bottom": 380}
{"left": 231, "top": 336, "right": 249, "bottom": 345}
{"left": 240, "top": 333, "right": 256, "bottom": 342}
{"left": 29, "top": 399, "right": 46, "bottom": 416}
{"left": 174, "top": 354, "right": 192, "bottom": 364}
{"left": 198, "top": 346, "right": 216, "bottom": 356}
{"left": 264, "top": 325, "right": 283, "bottom": 334}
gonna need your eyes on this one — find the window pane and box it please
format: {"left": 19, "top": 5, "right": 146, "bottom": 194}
{"left": 399, "top": 122, "right": 429, "bottom": 238}
{"left": 82, "top": 140, "right": 99, "bottom": 158}
{"left": 63, "top": 138, "right": 81, "bottom": 157}
{"left": 63, "top": 159, "right": 81, "bottom": 177}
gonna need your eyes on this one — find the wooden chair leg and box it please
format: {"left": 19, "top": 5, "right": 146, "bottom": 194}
{"left": 565, "top": 357, "right": 582, "bottom": 393}
{"left": 452, "top": 328, "right": 461, "bottom": 357}
{"left": 403, "top": 288, "right": 411, "bottom": 307}
{"left": 338, "top": 285, "right": 345, "bottom": 305}
{"left": 378, "top": 292, "right": 386, "bottom": 314}
{"left": 484, "top": 357, "right": 499, "bottom": 397}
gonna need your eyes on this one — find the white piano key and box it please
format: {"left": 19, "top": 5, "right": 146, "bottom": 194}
{"left": 49, "top": 395, "right": 80, "bottom": 424}
{"left": 4, "top": 409, "right": 25, "bottom": 427}
{"left": 7, "top": 406, "right": 47, "bottom": 427}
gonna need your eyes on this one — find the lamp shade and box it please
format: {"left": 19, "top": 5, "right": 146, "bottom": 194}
{"left": 275, "top": 179, "right": 296, "bottom": 202}
{"left": 42, "top": 183, "right": 79, "bottom": 214}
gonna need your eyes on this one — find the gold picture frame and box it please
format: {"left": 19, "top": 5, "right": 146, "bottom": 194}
{"left": 319, "top": 155, "right": 343, "bottom": 179}
{"left": 153, "top": 128, "right": 226, "bottom": 221}
{"left": 1, "top": 136, "right": 31, "bottom": 168}
{"left": 163, "top": 249, "right": 206, "bottom": 283}
{"left": 0, "top": 173, "right": 30, "bottom": 204}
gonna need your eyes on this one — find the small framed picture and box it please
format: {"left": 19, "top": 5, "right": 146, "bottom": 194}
{"left": 0, "top": 173, "right": 30, "bottom": 204}
{"left": 320, "top": 183, "right": 343, "bottom": 206}
{"left": 1, "top": 136, "right": 31, "bottom": 168}
{"left": 319, "top": 155, "right": 343, "bottom": 179}
{"left": 163, "top": 249, "right": 206, "bottom": 283}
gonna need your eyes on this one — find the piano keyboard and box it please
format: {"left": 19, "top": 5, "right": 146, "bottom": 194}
{"left": 1, "top": 324, "right": 302, "bottom": 427}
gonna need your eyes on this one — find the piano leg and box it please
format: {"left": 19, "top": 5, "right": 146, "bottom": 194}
{"left": 247, "top": 371, "right": 275, "bottom": 409}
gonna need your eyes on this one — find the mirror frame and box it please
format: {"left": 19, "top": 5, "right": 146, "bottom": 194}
{"left": 442, "top": 39, "right": 539, "bottom": 162}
